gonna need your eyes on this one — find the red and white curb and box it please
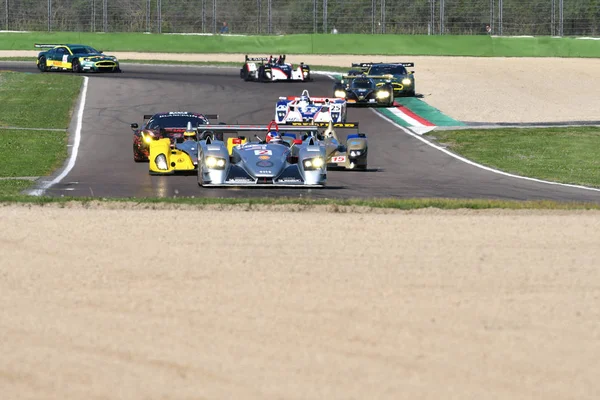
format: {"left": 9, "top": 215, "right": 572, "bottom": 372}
{"left": 387, "top": 103, "right": 436, "bottom": 135}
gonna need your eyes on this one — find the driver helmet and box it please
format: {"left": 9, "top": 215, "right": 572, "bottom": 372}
{"left": 298, "top": 94, "right": 311, "bottom": 108}
{"left": 184, "top": 121, "right": 197, "bottom": 140}
{"left": 266, "top": 130, "right": 282, "bottom": 144}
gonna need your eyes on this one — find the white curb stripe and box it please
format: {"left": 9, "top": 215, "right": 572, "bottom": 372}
{"left": 28, "top": 76, "right": 89, "bottom": 196}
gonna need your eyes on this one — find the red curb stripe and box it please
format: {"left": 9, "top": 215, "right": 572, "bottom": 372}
{"left": 393, "top": 103, "right": 435, "bottom": 126}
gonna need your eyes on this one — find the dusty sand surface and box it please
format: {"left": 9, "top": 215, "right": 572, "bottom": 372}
{"left": 2, "top": 204, "right": 600, "bottom": 399}
{"left": 3, "top": 50, "right": 600, "bottom": 123}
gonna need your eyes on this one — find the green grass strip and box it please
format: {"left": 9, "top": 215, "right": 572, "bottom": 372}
{"left": 427, "top": 127, "right": 600, "bottom": 187}
{"left": 0, "top": 129, "right": 68, "bottom": 177}
{"left": 2, "top": 32, "right": 600, "bottom": 57}
{"left": 0, "top": 180, "right": 36, "bottom": 197}
{"left": 1, "top": 195, "right": 600, "bottom": 210}
{"left": 0, "top": 71, "right": 83, "bottom": 129}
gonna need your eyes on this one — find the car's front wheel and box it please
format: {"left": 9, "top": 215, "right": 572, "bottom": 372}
{"left": 72, "top": 58, "right": 81, "bottom": 73}
{"left": 38, "top": 56, "right": 48, "bottom": 72}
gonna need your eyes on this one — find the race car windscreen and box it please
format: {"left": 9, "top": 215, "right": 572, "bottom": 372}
{"left": 147, "top": 115, "right": 208, "bottom": 130}
{"left": 350, "top": 79, "right": 374, "bottom": 89}
{"left": 70, "top": 46, "right": 102, "bottom": 55}
{"left": 369, "top": 65, "right": 407, "bottom": 75}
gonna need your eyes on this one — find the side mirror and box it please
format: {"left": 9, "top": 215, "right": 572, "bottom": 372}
{"left": 99, "top": 50, "right": 104, "bottom": 54}
{"left": 411, "top": 70, "right": 415, "bottom": 74}
{"left": 130, "top": 123, "right": 139, "bottom": 129}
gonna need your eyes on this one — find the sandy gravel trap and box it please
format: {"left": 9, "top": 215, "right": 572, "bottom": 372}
{"left": 2, "top": 204, "right": 600, "bottom": 400}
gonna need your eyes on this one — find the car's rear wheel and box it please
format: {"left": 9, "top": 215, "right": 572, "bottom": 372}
{"left": 72, "top": 58, "right": 81, "bottom": 73}
{"left": 38, "top": 56, "right": 48, "bottom": 72}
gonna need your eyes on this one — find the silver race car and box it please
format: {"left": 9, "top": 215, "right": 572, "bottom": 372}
{"left": 283, "top": 121, "right": 368, "bottom": 170}
{"left": 197, "top": 121, "right": 327, "bottom": 187}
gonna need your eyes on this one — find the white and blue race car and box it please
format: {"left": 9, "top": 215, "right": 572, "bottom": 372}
{"left": 240, "top": 55, "right": 311, "bottom": 82}
{"left": 275, "top": 90, "right": 347, "bottom": 124}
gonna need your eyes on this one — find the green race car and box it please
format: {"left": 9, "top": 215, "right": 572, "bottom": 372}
{"left": 35, "top": 43, "right": 121, "bottom": 73}
{"left": 349, "top": 62, "right": 415, "bottom": 97}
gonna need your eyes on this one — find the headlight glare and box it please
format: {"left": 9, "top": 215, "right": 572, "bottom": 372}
{"left": 376, "top": 91, "right": 390, "bottom": 99}
{"left": 334, "top": 90, "right": 346, "bottom": 98}
{"left": 402, "top": 78, "right": 411, "bottom": 85}
{"left": 155, "top": 154, "right": 168, "bottom": 170}
{"left": 204, "top": 156, "right": 226, "bottom": 170}
{"left": 304, "top": 157, "right": 324, "bottom": 170}
{"left": 205, "top": 156, "right": 217, "bottom": 168}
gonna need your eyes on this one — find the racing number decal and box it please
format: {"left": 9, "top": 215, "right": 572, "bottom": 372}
{"left": 330, "top": 104, "right": 342, "bottom": 112}
{"left": 331, "top": 156, "right": 346, "bottom": 162}
{"left": 62, "top": 55, "right": 68, "bottom": 63}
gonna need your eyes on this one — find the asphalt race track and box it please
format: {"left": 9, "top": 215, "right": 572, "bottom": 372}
{"left": 3, "top": 61, "right": 600, "bottom": 202}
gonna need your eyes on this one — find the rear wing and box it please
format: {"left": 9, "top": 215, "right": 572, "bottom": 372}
{"left": 341, "top": 74, "right": 395, "bottom": 80}
{"left": 284, "top": 121, "right": 359, "bottom": 129}
{"left": 142, "top": 113, "right": 219, "bottom": 120}
{"left": 34, "top": 43, "right": 62, "bottom": 48}
{"left": 282, "top": 96, "right": 343, "bottom": 103}
{"left": 351, "top": 62, "right": 415, "bottom": 68}
{"left": 245, "top": 56, "right": 269, "bottom": 62}
{"left": 245, "top": 54, "right": 288, "bottom": 63}
{"left": 198, "top": 123, "right": 320, "bottom": 133}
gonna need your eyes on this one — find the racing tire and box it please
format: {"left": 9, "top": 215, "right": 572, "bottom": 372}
{"left": 72, "top": 58, "right": 81, "bottom": 73}
{"left": 240, "top": 67, "right": 251, "bottom": 81}
{"left": 257, "top": 66, "right": 264, "bottom": 82}
{"left": 38, "top": 56, "right": 48, "bottom": 72}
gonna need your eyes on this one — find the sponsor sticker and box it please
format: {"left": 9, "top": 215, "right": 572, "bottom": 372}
{"left": 254, "top": 150, "right": 272, "bottom": 156}
{"left": 258, "top": 155, "right": 270, "bottom": 160}
{"left": 256, "top": 160, "right": 274, "bottom": 167}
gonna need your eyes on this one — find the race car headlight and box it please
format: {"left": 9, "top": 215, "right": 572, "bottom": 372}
{"left": 155, "top": 154, "right": 168, "bottom": 170}
{"left": 265, "top": 71, "right": 271, "bottom": 78}
{"left": 143, "top": 134, "right": 153, "bottom": 144}
{"left": 303, "top": 157, "right": 325, "bottom": 170}
{"left": 350, "top": 150, "right": 362, "bottom": 157}
{"left": 376, "top": 91, "right": 390, "bottom": 99}
{"left": 402, "top": 78, "right": 412, "bottom": 85}
{"left": 303, "top": 70, "right": 308, "bottom": 77}
{"left": 334, "top": 90, "right": 346, "bottom": 98}
{"left": 205, "top": 156, "right": 226, "bottom": 170}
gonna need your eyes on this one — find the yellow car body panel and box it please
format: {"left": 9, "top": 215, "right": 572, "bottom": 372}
{"left": 148, "top": 138, "right": 196, "bottom": 174}
{"left": 226, "top": 137, "right": 247, "bottom": 155}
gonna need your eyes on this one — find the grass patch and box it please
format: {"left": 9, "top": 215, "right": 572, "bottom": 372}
{"left": 0, "top": 71, "right": 82, "bottom": 128}
{"left": 2, "top": 32, "right": 600, "bottom": 57}
{"left": 0, "top": 180, "right": 36, "bottom": 197}
{"left": 428, "top": 127, "right": 600, "bottom": 187}
{"left": 0, "top": 129, "right": 68, "bottom": 177}
{"left": 1, "top": 195, "right": 600, "bottom": 210}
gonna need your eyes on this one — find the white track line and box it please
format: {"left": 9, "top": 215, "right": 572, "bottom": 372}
{"left": 372, "top": 109, "right": 600, "bottom": 194}
{"left": 29, "top": 76, "right": 89, "bottom": 196}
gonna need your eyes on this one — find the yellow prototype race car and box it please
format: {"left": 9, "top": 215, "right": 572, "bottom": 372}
{"left": 147, "top": 121, "right": 245, "bottom": 175}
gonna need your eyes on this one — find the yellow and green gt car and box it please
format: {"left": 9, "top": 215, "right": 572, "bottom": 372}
{"left": 35, "top": 43, "right": 121, "bottom": 73}
{"left": 349, "top": 62, "right": 415, "bottom": 97}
